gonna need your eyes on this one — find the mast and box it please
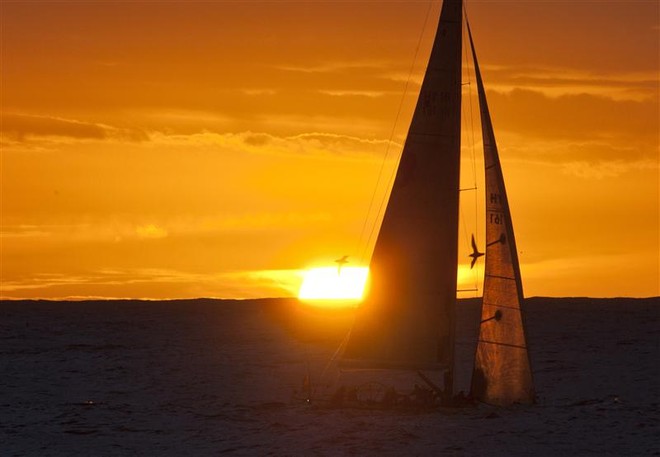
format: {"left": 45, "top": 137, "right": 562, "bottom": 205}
{"left": 467, "top": 22, "right": 535, "bottom": 406}
{"left": 341, "top": 0, "right": 463, "bottom": 384}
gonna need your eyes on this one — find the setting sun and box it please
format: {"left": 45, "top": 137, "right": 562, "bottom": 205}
{"left": 298, "top": 267, "right": 369, "bottom": 302}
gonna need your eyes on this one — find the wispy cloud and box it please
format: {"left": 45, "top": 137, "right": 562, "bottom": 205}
{"left": 478, "top": 65, "right": 659, "bottom": 101}
{"left": 0, "top": 269, "right": 193, "bottom": 295}
{"left": 5, "top": 108, "right": 655, "bottom": 173}
{"left": 1, "top": 113, "right": 147, "bottom": 142}
{"left": 2, "top": 113, "right": 108, "bottom": 140}
{"left": 0, "top": 268, "right": 303, "bottom": 300}
{"left": 497, "top": 135, "right": 659, "bottom": 167}
{"left": 482, "top": 88, "right": 658, "bottom": 145}
{"left": 276, "top": 60, "right": 392, "bottom": 74}
{"left": 242, "top": 88, "right": 277, "bottom": 96}
{"left": 146, "top": 130, "right": 397, "bottom": 160}
{"left": 138, "top": 109, "right": 233, "bottom": 125}
{"left": 135, "top": 224, "right": 168, "bottom": 239}
{"left": 319, "top": 90, "right": 386, "bottom": 98}
{"left": 1, "top": 211, "right": 334, "bottom": 243}
{"left": 383, "top": 71, "right": 423, "bottom": 86}
{"left": 1, "top": 113, "right": 148, "bottom": 142}
{"left": 561, "top": 159, "right": 658, "bottom": 180}
{"left": 2, "top": 110, "right": 398, "bottom": 161}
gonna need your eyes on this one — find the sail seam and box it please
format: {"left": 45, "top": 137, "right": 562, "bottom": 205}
{"left": 482, "top": 302, "right": 523, "bottom": 311}
{"left": 425, "top": 67, "right": 461, "bottom": 73}
{"left": 484, "top": 274, "right": 516, "bottom": 281}
{"left": 477, "top": 340, "right": 527, "bottom": 350}
{"left": 409, "top": 132, "right": 459, "bottom": 138}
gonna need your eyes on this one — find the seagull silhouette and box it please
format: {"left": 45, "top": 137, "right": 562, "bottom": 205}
{"left": 335, "top": 255, "right": 349, "bottom": 275}
{"left": 469, "top": 234, "right": 484, "bottom": 269}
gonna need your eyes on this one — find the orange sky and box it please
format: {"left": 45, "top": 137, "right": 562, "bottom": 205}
{"left": 2, "top": 1, "right": 658, "bottom": 299}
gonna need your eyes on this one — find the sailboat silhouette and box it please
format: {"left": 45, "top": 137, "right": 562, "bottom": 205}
{"left": 316, "top": 0, "right": 534, "bottom": 408}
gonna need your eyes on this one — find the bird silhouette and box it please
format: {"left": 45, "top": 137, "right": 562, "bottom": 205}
{"left": 335, "top": 255, "right": 349, "bottom": 275}
{"left": 469, "top": 234, "right": 484, "bottom": 269}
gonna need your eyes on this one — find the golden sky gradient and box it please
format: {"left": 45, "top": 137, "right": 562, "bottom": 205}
{"left": 2, "top": 1, "right": 658, "bottom": 299}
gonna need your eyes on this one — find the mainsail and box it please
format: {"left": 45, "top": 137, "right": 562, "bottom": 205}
{"left": 341, "top": 0, "right": 463, "bottom": 374}
{"left": 468, "top": 24, "right": 535, "bottom": 405}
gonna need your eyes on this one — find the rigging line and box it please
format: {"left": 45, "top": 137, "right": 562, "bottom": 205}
{"left": 458, "top": 29, "right": 470, "bottom": 258}
{"left": 459, "top": 195, "right": 471, "bottom": 271}
{"left": 303, "top": 343, "right": 312, "bottom": 397}
{"left": 463, "top": 3, "right": 481, "bottom": 295}
{"left": 463, "top": 6, "right": 479, "bottom": 197}
{"left": 458, "top": 27, "right": 475, "bottom": 263}
{"left": 356, "top": 0, "right": 436, "bottom": 264}
{"left": 317, "top": 330, "right": 352, "bottom": 395}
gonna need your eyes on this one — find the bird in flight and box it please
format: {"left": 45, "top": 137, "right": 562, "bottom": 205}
{"left": 335, "top": 255, "right": 349, "bottom": 274}
{"left": 469, "top": 235, "right": 484, "bottom": 269}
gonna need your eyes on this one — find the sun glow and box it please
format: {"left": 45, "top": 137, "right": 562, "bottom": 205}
{"left": 298, "top": 266, "right": 369, "bottom": 302}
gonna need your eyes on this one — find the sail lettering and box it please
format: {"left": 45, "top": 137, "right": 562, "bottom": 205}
{"left": 489, "top": 213, "right": 502, "bottom": 225}
{"left": 421, "top": 90, "right": 452, "bottom": 117}
{"left": 421, "top": 91, "right": 438, "bottom": 116}
{"left": 490, "top": 193, "right": 501, "bottom": 205}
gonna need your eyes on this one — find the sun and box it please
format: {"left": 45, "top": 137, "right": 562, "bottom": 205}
{"left": 298, "top": 266, "right": 369, "bottom": 303}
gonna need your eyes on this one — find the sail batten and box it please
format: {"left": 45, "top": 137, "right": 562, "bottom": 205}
{"left": 478, "top": 341, "right": 527, "bottom": 350}
{"left": 484, "top": 275, "right": 516, "bottom": 281}
{"left": 482, "top": 302, "right": 526, "bottom": 311}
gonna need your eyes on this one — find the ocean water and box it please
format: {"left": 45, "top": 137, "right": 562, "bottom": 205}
{"left": 1, "top": 297, "right": 658, "bottom": 456}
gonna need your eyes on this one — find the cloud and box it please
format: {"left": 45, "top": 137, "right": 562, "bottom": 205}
{"left": 561, "top": 160, "right": 658, "bottom": 180}
{"left": 0, "top": 269, "right": 197, "bottom": 296}
{"left": 225, "top": 269, "right": 302, "bottom": 298}
{"left": 2, "top": 113, "right": 108, "bottom": 140}
{"left": 319, "top": 90, "right": 385, "bottom": 98}
{"left": 484, "top": 88, "right": 659, "bottom": 145}
{"left": 2, "top": 109, "right": 397, "bottom": 160}
{"left": 383, "top": 64, "right": 659, "bottom": 104}
{"left": 479, "top": 65, "right": 658, "bottom": 101}
{"left": 0, "top": 268, "right": 303, "bottom": 300}
{"left": 276, "top": 60, "right": 392, "bottom": 74}
{"left": 497, "top": 135, "right": 658, "bottom": 169}
{"left": 146, "top": 130, "right": 396, "bottom": 160}
{"left": 0, "top": 211, "right": 334, "bottom": 244}
{"left": 384, "top": 71, "right": 424, "bottom": 86}
{"left": 0, "top": 225, "right": 54, "bottom": 238}
{"left": 1, "top": 113, "right": 148, "bottom": 142}
{"left": 138, "top": 109, "right": 233, "bottom": 126}
{"left": 135, "top": 224, "right": 168, "bottom": 239}
{"left": 242, "top": 88, "right": 277, "bottom": 96}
